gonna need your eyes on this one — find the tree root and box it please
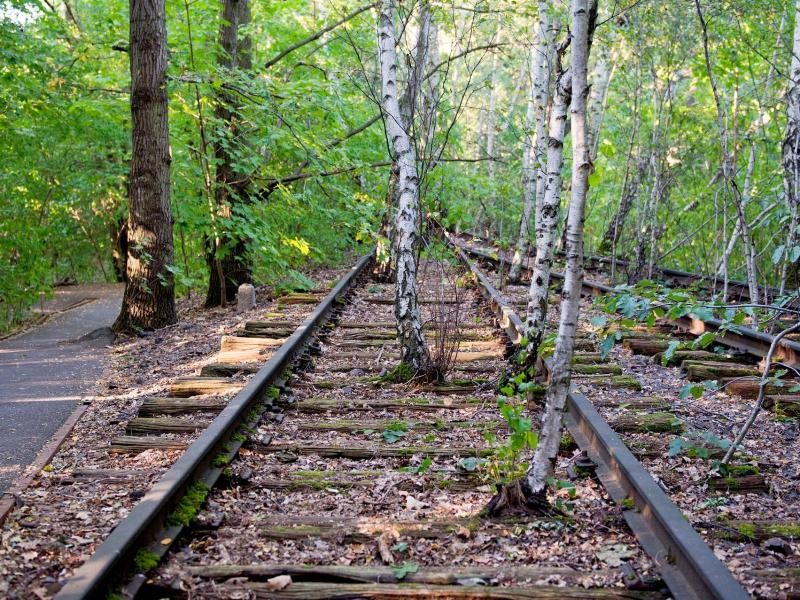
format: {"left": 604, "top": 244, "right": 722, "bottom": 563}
{"left": 484, "top": 478, "right": 562, "bottom": 517}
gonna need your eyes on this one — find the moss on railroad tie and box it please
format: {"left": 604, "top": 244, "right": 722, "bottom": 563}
{"left": 610, "top": 412, "right": 683, "bottom": 434}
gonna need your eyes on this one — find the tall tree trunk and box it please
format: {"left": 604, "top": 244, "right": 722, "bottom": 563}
{"left": 526, "top": 0, "right": 596, "bottom": 505}
{"left": 377, "top": 0, "right": 432, "bottom": 282}
{"left": 113, "top": 0, "right": 176, "bottom": 333}
{"left": 523, "top": 31, "right": 570, "bottom": 365}
{"left": 379, "top": 0, "right": 431, "bottom": 376}
{"left": 488, "top": 0, "right": 596, "bottom": 515}
{"left": 782, "top": 0, "right": 800, "bottom": 296}
{"left": 205, "top": 0, "right": 252, "bottom": 308}
{"left": 585, "top": 34, "right": 616, "bottom": 161}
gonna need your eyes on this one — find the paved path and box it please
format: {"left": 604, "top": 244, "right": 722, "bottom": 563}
{"left": 0, "top": 284, "right": 123, "bottom": 493}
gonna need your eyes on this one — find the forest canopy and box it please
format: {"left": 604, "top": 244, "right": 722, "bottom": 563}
{"left": 0, "top": 0, "right": 797, "bottom": 332}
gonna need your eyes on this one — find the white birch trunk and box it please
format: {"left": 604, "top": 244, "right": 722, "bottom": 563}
{"left": 379, "top": 0, "right": 429, "bottom": 373}
{"left": 586, "top": 40, "right": 615, "bottom": 161}
{"left": 524, "top": 40, "right": 569, "bottom": 361}
{"left": 782, "top": 0, "right": 800, "bottom": 296}
{"left": 527, "top": 0, "right": 593, "bottom": 498}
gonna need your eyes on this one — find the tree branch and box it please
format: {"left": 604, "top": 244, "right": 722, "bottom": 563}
{"left": 264, "top": 3, "right": 376, "bottom": 70}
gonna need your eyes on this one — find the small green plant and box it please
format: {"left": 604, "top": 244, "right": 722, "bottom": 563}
{"left": 382, "top": 363, "right": 415, "bottom": 383}
{"left": 668, "top": 431, "right": 731, "bottom": 459}
{"left": 392, "top": 561, "right": 419, "bottom": 580}
{"left": 382, "top": 420, "right": 408, "bottom": 443}
{"left": 401, "top": 456, "right": 433, "bottom": 474}
{"left": 274, "top": 270, "right": 316, "bottom": 295}
{"left": 483, "top": 396, "right": 538, "bottom": 484}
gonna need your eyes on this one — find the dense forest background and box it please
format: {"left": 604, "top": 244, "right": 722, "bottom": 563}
{"left": 1, "top": 0, "right": 796, "bottom": 332}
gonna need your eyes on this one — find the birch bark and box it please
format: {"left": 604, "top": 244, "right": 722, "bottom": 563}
{"left": 379, "top": 0, "right": 430, "bottom": 375}
{"left": 523, "top": 38, "right": 569, "bottom": 364}
{"left": 782, "top": 0, "right": 800, "bottom": 296}
{"left": 526, "top": 0, "right": 595, "bottom": 500}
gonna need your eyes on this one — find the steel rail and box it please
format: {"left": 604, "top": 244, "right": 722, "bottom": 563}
{"left": 448, "top": 241, "right": 749, "bottom": 600}
{"left": 459, "top": 229, "right": 783, "bottom": 300}
{"left": 55, "top": 253, "right": 373, "bottom": 600}
{"left": 451, "top": 234, "right": 800, "bottom": 370}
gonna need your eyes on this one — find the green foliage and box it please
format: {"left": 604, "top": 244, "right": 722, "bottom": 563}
{"left": 133, "top": 549, "right": 161, "bottom": 573}
{"left": 668, "top": 431, "right": 731, "bottom": 459}
{"left": 381, "top": 420, "right": 408, "bottom": 443}
{"left": 391, "top": 561, "right": 419, "bottom": 580}
{"left": 483, "top": 395, "right": 538, "bottom": 485}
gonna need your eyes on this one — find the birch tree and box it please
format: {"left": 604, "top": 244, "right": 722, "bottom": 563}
{"left": 113, "top": 0, "right": 176, "bottom": 333}
{"left": 782, "top": 0, "right": 800, "bottom": 296}
{"left": 378, "top": 0, "right": 434, "bottom": 282}
{"left": 523, "top": 11, "right": 570, "bottom": 365}
{"left": 379, "top": 0, "right": 432, "bottom": 377}
{"left": 489, "top": 0, "right": 595, "bottom": 515}
{"left": 510, "top": 2, "right": 553, "bottom": 283}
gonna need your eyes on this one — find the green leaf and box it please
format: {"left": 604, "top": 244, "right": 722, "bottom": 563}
{"left": 392, "top": 561, "right": 419, "bottom": 580}
{"left": 772, "top": 244, "right": 786, "bottom": 265}
{"left": 457, "top": 457, "right": 480, "bottom": 472}
{"left": 662, "top": 340, "right": 680, "bottom": 366}
{"left": 590, "top": 315, "right": 607, "bottom": 327}
{"left": 599, "top": 334, "right": 616, "bottom": 359}
{"left": 790, "top": 246, "right": 800, "bottom": 262}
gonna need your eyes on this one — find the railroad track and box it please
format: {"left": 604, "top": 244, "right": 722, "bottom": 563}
{"left": 458, "top": 230, "right": 785, "bottom": 304}
{"left": 445, "top": 232, "right": 800, "bottom": 598}
{"left": 35, "top": 239, "right": 796, "bottom": 598}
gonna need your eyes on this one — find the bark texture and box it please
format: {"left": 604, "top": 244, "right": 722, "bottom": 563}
{"left": 526, "top": 0, "right": 596, "bottom": 500}
{"left": 510, "top": 3, "right": 552, "bottom": 282}
{"left": 524, "top": 39, "right": 570, "bottom": 364}
{"left": 379, "top": 0, "right": 431, "bottom": 375}
{"left": 205, "top": 0, "right": 253, "bottom": 308}
{"left": 782, "top": 0, "right": 800, "bottom": 296}
{"left": 113, "top": 0, "right": 176, "bottom": 332}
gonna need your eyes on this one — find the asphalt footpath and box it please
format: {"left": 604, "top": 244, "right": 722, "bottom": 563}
{"left": 0, "top": 284, "right": 123, "bottom": 493}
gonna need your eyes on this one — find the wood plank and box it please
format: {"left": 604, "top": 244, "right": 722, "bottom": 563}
{"left": 139, "top": 396, "right": 228, "bottom": 416}
{"left": 184, "top": 563, "right": 607, "bottom": 586}
{"left": 220, "top": 335, "right": 286, "bottom": 352}
{"left": 214, "top": 581, "right": 660, "bottom": 599}
{"left": 126, "top": 417, "right": 206, "bottom": 435}
{"left": 169, "top": 377, "right": 244, "bottom": 397}
{"left": 108, "top": 436, "right": 188, "bottom": 454}
{"left": 250, "top": 442, "right": 492, "bottom": 459}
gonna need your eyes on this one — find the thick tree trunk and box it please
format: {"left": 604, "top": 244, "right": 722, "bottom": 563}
{"left": 113, "top": 0, "right": 176, "bottom": 333}
{"left": 782, "top": 0, "right": 800, "bottom": 296}
{"left": 523, "top": 48, "right": 570, "bottom": 364}
{"left": 526, "top": 0, "right": 595, "bottom": 503}
{"left": 379, "top": 0, "right": 431, "bottom": 376}
{"left": 205, "top": 0, "right": 252, "bottom": 308}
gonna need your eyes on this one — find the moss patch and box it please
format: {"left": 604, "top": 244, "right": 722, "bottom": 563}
{"left": 133, "top": 549, "right": 160, "bottom": 573}
{"left": 167, "top": 481, "right": 210, "bottom": 527}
